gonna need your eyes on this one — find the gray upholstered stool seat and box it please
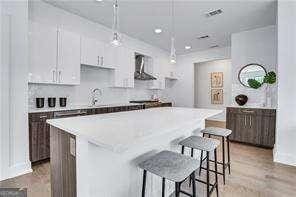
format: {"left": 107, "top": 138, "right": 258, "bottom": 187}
{"left": 139, "top": 150, "right": 199, "bottom": 182}
{"left": 139, "top": 150, "right": 198, "bottom": 197}
{"left": 201, "top": 127, "right": 232, "bottom": 137}
{"left": 179, "top": 136, "right": 220, "bottom": 152}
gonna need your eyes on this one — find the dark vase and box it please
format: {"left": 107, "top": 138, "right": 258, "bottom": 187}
{"left": 36, "top": 98, "right": 45, "bottom": 108}
{"left": 59, "top": 97, "right": 67, "bottom": 107}
{"left": 235, "top": 94, "right": 248, "bottom": 106}
{"left": 48, "top": 97, "right": 56, "bottom": 108}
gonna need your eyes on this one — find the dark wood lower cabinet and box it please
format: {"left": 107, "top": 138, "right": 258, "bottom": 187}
{"left": 226, "top": 107, "right": 276, "bottom": 148}
{"left": 29, "top": 104, "right": 144, "bottom": 163}
{"left": 29, "top": 112, "right": 53, "bottom": 163}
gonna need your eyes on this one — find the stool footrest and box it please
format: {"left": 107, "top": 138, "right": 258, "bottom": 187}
{"left": 194, "top": 178, "right": 217, "bottom": 195}
{"left": 201, "top": 157, "right": 230, "bottom": 169}
{"left": 200, "top": 166, "right": 224, "bottom": 176}
{"left": 180, "top": 190, "right": 195, "bottom": 197}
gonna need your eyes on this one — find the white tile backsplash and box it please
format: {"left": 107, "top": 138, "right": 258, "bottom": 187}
{"left": 28, "top": 66, "right": 160, "bottom": 109}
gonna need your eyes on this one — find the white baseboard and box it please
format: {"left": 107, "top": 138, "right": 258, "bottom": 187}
{"left": 0, "top": 162, "right": 32, "bottom": 181}
{"left": 274, "top": 150, "right": 296, "bottom": 166}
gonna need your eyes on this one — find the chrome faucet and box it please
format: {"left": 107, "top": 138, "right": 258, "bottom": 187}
{"left": 91, "top": 88, "right": 102, "bottom": 106}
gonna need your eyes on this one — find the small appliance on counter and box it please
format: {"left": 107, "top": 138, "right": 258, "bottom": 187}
{"left": 48, "top": 97, "right": 56, "bottom": 108}
{"left": 36, "top": 98, "right": 45, "bottom": 108}
{"left": 59, "top": 97, "right": 67, "bottom": 107}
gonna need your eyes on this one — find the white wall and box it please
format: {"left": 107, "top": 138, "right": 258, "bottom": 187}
{"left": 231, "top": 25, "right": 277, "bottom": 107}
{"left": 28, "top": 1, "right": 170, "bottom": 108}
{"left": 170, "top": 47, "right": 231, "bottom": 107}
{"left": 194, "top": 59, "right": 232, "bottom": 109}
{"left": 0, "top": 1, "right": 31, "bottom": 181}
{"left": 274, "top": 0, "right": 296, "bottom": 166}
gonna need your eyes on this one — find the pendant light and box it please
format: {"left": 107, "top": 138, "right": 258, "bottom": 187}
{"left": 111, "top": 0, "right": 122, "bottom": 46}
{"left": 170, "top": 0, "right": 177, "bottom": 64}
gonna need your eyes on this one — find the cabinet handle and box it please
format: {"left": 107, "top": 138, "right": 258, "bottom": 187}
{"left": 101, "top": 57, "right": 104, "bottom": 66}
{"left": 39, "top": 115, "right": 47, "bottom": 119}
{"left": 242, "top": 110, "right": 255, "bottom": 113}
{"left": 52, "top": 70, "right": 56, "bottom": 82}
{"left": 58, "top": 71, "right": 61, "bottom": 83}
{"left": 98, "top": 56, "right": 100, "bottom": 65}
{"left": 249, "top": 116, "right": 252, "bottom": 127}
{"left": 244, "top": 116, "right": 247, "bottom": 126}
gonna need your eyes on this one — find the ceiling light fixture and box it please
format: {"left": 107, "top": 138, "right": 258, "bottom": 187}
{"left": 110, "top": 0, "right": 122, "bottom": 46}
{"left": 185, "top": 46, "right": 191, "bottom": 50}
{"left": 154, "top": 28, "right": 162, "bottom": 34}
{"left": 205, "top": 9, "right": 223, "bottom": 17}
{"left": 170, "top": 0, "right": 176, "bottom": 64}
{"left": 95, "top": 0, "right": 103, "bottom": 2}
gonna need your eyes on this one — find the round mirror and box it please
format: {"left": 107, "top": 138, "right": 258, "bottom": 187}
{"left": 238, "top": 63, "right": 267, "bottom": 87}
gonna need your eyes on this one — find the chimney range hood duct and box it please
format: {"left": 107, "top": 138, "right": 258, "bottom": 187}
{"left": 134, "top": 54, "right": 157, "bottom": 80}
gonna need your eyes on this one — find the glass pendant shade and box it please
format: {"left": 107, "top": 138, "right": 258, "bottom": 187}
{"left": 170, "top": 37, "right": 177, "bottom": 64}
{"left": 111, "top": 0, "right": 122, "bottom": 46}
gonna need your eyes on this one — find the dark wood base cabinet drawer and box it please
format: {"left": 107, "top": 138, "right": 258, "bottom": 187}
{"left": 226, "top": 107, "right": 276, "bottom": 148}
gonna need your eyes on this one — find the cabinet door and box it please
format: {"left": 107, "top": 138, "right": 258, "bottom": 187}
{"left": 29, "top": 120, "right": 50, "bottom": 162}
{"left": 28, "top": 21, "right": 57, "bottom": 84}
{"left": 81, "top": 36, "right": 99, "bottom": 66}
{"left": 81, "top": 36, "right": 105, "bottom": 67}
{"left": 57, "top": 29, "right": 81, "bottom": 85}
{"left": 260, "top": 114, "right": 276, "bottom": 148}
{"left": 103, "top": 44, "right": 116, "bottom": 69}
{"left": 113, "top": 46, "right": 135, "bottom": 88}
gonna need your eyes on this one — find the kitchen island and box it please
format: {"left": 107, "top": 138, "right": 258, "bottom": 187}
{"left": 47, "top": 107, "right": 221, "bottom": 197}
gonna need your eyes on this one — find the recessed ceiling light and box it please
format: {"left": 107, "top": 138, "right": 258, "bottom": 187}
{"left": 185, "top": 46, "right": 191, "bottom": 50}
{"left": 205, "top": 9, "right": 223, "bottom": 17}
{"left": 197, "top": 35, "right": 210, "bottom": 39}
{"left": 154, "top": 29, "right": 162, "bottom": 34}
{"left": 210, "top": 45, "right": 219, "bottom": 48}
{"left": 95, "top": 0, "right": 103, "bottom": 2}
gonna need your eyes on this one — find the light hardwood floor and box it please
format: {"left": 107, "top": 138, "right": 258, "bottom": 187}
{"left": 0, "top": 142, "right": 295, "bottom": 197}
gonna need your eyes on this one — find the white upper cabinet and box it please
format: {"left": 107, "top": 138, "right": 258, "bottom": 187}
{"left": 149, "top": 57, "right": 165, "bottom": 90}
{"left": 103, "top": 44, "right": 117, "bottom": 69}
{"left": 28, "top": 21, "right": 57, "bottom": 84}
{"left": 80, "top": 36, "right": 111, "bottom": 69}
{"left": 57, "top": 29, "right": 81, "bottom": 85}
{"left": 28, "top": 21, "right": 81, "bottom": 85}
{"left": 112, "top": 46, "right": 135, "bottom": 88}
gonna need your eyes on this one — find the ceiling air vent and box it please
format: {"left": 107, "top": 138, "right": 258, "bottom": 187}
{"left": 210, "top": 45, "right": 219, "bottom": 48}
{"left": 205, "top": 9, "right": 223, "bottom": 17}
{"left": 197, "top": 35, "right": 209, "bottom": 39}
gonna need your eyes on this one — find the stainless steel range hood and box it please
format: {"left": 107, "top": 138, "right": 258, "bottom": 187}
{"left": 134, "top": 54, "right": 157, "bottom": 80}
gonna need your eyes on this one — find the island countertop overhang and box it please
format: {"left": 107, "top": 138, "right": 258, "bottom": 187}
{"left": 46, "top": 107, "right": 222, "bottom": 153}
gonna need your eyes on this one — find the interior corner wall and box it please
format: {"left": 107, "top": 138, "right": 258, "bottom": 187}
{"left": 171, "top": 47, "right": 231, "bottom": 107}
{"left": 0, "top": 1, "right": 31, "bottom": 181}
{"left": 274, "top": 0, "right": 296, "bottom": 166}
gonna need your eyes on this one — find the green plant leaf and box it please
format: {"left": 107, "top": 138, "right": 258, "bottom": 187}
{"left": 248, "top": 79, "right": 262, "bottom": 89}
{"left": 264, "top": 71, "right": 276, "bottom": 84}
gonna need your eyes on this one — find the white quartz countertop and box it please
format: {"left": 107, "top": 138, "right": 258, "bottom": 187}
{"left": 29, "top": 103, "right": 142, "bottom": 113}
{"left": 47, "top": 107, "right": 221, "bottom": 153}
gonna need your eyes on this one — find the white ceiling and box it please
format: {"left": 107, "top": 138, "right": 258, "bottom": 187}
{"left": 44, "top": 0, "right": 276, "bottom": 54}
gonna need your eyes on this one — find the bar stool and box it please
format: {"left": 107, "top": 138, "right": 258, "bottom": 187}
{"left": 139, "top": 150, "right": 199, "bottom": 197}
{"left": 199, "top": 127, "right": 232, "bottom": 184}
{"left": 179, "top": 136, "right": 220, "bottom": 197}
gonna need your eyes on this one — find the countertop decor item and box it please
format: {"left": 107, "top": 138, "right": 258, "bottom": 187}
{"left": 36, "top": 98, "right": 45, "bottom": 108}
{"left": 48, "top": 97, "right": 56, "bottom": 108}
{"left": 235, "top": 94, "right": 248, "bottom": 106}
{"left": 59, "top": 97, "right": 67, "bottom": 107}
